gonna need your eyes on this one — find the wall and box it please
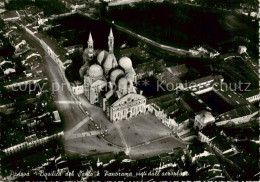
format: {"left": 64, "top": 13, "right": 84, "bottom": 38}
{"left": 147, "top": 103, "right": 178, "bottom": 131}
{"left": 215, "top": 111, "right": 258, "bottom": 126}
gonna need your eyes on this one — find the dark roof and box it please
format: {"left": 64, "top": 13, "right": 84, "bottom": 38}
{"left": 0, "top": 76, "right": 47, "bottom": 88}
{"left": 217, "top": 104, "right": 258, "bottom": 122}
{"left": 167, "top": 64, "right": 188, "bottom": 76}
{"left": 107, "top": 94, "right": 118, "bottom": 106}
{"left": 213, "top": 83, "right": 249, "bottom": 107}
{"left": 187, "top": 75, "right": 214, "bottom": 85}
{"left": 175, "top": 112, "right": 190, "bottom": 124}
{"left": 1, "top": 62, "right": 15, "bottom": 70}
{"left": 181, "top": 91, "right": 207, "bottom": 113}
{"left": 1, "top": 11, "right": 19, "bottom": 20}
{"left": 157, "top": 71, "right": 182, "bottom": 90}
{"left": 242, "top": 88, "right": 259, "bottom": 98}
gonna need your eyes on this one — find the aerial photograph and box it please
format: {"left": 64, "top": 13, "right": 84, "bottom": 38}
{"left": 0, "top": 0, "right": 259, "bottom": 181}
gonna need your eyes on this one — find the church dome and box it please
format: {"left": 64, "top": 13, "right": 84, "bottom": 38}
{"left": 118, "top": 77, "right": 128, "bottom": 90}
{"left": 110, "top": 69, "right": 124, "bottom": 83}
{"left": 126, "top": 72, "right": 135, "bottom": 81}
{"left": 97, "top": 50, "right": 108, "bottom": 65}
{"left": 89, "top": 64, "right": 103, "bottom": 78}
{"left": 83, "top": 48, "right": 90, "bottom": 61}
{"left": 79, "top": 62, "right": 89, "bottom": 78}
{"left": 119, "top": 57, "right": 132, "bottom": 71}
{"left": 103, "top": 53, "right": 118, "bottom": 73}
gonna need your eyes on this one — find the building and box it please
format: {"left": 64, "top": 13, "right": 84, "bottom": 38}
{"left": 82, "top": 32, "right": 94, "bottom": 62}
{"left": 183, "top": 75, "right": 224, "bottom": 95}
{"left": 242, "top": 89, "right": 260, "bottom": 103}
{"left": 1, "top": 11, "right": 20, "bottom": 22}
{"left": 0, "top": 57, "right": 16, "bottom": 75}
{"left": 238, "top": 46, "right": 247, "bottom": 54}
{"left": 194, "top": 111, "right": 215, "bottom": 130}
{"left": 166, "top": 64, "right": 188, "bottom": 77}
{"left": 82, "top": 28, "right": 146, "bottom": 122}
{"left": 21, "top": 51, "right": 42, "bottom": 70}
{"left": 189, "top": 45, "right": 220, "bottom": 58}
{"left": 215, "top": 104, "right": 258, "bottom": 126}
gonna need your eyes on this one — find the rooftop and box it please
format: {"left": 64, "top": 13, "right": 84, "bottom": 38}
{"left": 1, "top": 11, "right": 19, "bottom": 20}
{"left": 217, "top": 104, "right": 258, "bottom": 122}
{"left": 213, "top": 82, "right": 249, "bottom": 107}
{"left": 167, "top": 64, "right": 188, "bottom": 77}
{"left": 242, "top": 88, "right": 259, "bottom": 98}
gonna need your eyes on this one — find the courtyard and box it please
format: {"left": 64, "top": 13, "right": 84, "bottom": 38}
{"left": 63, "top": 94, "right": 187, "bottom": 159}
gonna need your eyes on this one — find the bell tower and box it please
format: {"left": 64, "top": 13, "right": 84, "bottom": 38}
{"left": 108, "top": 28, "right": 114, "bottom": 54}
{"left": 88, "top": 32, "right": 94, "bottom": 58}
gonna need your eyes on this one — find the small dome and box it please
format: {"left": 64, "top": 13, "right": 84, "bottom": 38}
{"left": 89, "top": 64, "right": 103, "bottom": 78}
{"left": 103, "top": 53, "right": 118, "bottom": 73}
{"left": 118, "top": 77, "right": 128, "bottom": 90}
{"left": 110, "top": 69, "right": 124, "bottom": 83}
{"left": 83, "top": 48, "right": 90, "bottom": 61}
{"left": 126, "top": 72, "right": 135, "bottom": 81}
{"left": 79, "top": 63, "right": 89, "bottom": 78}
{"left": 119, "top": 57, "right": 132, "bottom": 71}
{"left": 97, "top": 50, "right": 108, "bottom": 65}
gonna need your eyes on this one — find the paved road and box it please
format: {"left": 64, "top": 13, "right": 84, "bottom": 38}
{"left": 21, "top": 27, "right": 88, "bottom": 131}
{"left": 44, "top": 54, "right": 86, "bottom": 130}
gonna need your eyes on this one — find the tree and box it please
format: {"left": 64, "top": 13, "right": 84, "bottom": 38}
{"left": 0, "top": 18, "right": 5, "bottom": 29}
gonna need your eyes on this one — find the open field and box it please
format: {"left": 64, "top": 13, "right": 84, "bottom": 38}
{"left": 113, "top": 113, "right": 172, "bottom": 147}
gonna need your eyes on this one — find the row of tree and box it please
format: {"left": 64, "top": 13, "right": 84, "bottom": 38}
{"left": 5, "top": 0, "right": 68, "bottom": 16}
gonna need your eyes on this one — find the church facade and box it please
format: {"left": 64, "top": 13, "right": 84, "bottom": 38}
{"left": 81, "top": 28, "right": 147, "bottom": 122}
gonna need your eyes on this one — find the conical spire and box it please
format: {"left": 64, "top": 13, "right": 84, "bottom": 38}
{"left": 88, "top": 32, "right": 93, "bottom": 42}
{"left": 87, "top": 32, "right": 94, "bottom": 58}
{"left": 108, "top": 28, "right": 114, "bottom": 54}
{"left": 109, "top": 28, "right": 113, "bottom": 37}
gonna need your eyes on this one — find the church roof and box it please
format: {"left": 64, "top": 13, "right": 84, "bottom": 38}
{"left": 89, "top": 64, "right": 103, "bottom": 78}
{"left": 107, "top": 94, "right": 117, "bottom": 106}
{"left": 97, "top": 50, "right": 108, "bottom": 65}
{"left": 119, "top": 56, "right": 132, "bottom": 71}
{"left": 110, "top": 69, "right": 124, "bottom": 83}
{"left": 109, "top": 28, "right": 113, "bottom": 37}
{"left": 103, "top": 53, "right": 117, "bottom": 71}
{"left": 88, "top": 32, "right": 93, "bottom": 42}
{"left": 79, "top": 62, "right": 89, "bottom": 77}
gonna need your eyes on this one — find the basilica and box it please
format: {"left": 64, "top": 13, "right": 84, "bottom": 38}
{"left": 80, "top": 28, "right": 147, "bottom": 122}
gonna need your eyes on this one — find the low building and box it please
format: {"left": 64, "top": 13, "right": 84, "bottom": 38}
{"left": 183, "top": 75, "right": 224, "bottom": 95}
{"left": 65, "top": 44, "right": 83, "bottom": 55}
{"left": 2, "top": 76, "right": 47, "bottom": 90}
{"left": 238, "top": 46, "right": 247, "bottom": 54}
{"left": 0, "top": 60, "right": 16, "bottom": 75}
{"left": 215, "top": 104, "right": 258, "bottom": 126}
{"left": 71, "top": 82, "right": 84, "bottom": 95}
{"left": 189, "top": 45, "right": 220, "bottom": 58}
{"left": 242, "top": 89, "right": 260, "bottom": 103}
{"left": 1, "top": 11, "right": 20, "bottom": 22}
{"left": 22, "top": 51, "right": 42, "bottom": 70}
{"left": 0, "top": 57, "right": 16, "bottom": 75}
{"left": 166, "top": 64, "right": 188, "bottom": 77}
{"left": 212, "top": 82, "right": 249, "bottom": 108}
{"left": 156, "top": 71, "right": 183, "bottom": 91}
{"left": 194, "top": 111, "right": 215, "bottom": 130}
